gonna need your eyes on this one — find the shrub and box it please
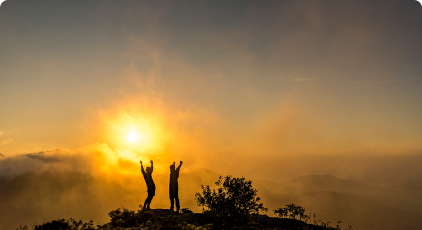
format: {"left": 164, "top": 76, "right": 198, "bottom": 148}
{"left": 33, "top": 218, "right": 95, "bottom": 230}
{"left": 274, "top": 204, "right": 309, "bottom": 222}
{"left": 108, "top": 208, "right": 136, "bottom": 228}
{"left": 195, "top": 175, "right": 267, "bottom": 230}
{"left": 104, "top": 205, "right": 154, "bottom": 228}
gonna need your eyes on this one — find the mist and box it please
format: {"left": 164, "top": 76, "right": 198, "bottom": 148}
{"left": 2, "top": 147, "right": 422, "bottom": 229}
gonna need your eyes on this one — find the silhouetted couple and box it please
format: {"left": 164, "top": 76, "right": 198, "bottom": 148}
{"left": 140, "top": 160, "right": 183, "bottom": 212}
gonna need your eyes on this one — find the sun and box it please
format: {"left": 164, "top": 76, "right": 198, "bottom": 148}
{"left": 127, "top": 131, "right": 149, "bottom": 144}
{"left": 127, "top": 132, "right": 138, "bottom": 143}
{"left": 101, "top": 107, "right": 168, "bottom": 154}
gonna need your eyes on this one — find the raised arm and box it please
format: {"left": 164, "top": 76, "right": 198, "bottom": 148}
{"left": 177, "top": 161, "right": 183, "bottom": 171}
{"left": 150, "top": 160, "right": 154, "bottom": 173}
{"left": 140, "top": 160, "right": 145, "bottom": 174}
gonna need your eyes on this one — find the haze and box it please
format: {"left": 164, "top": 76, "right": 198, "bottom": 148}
{"left": 1, "top": 1, "right": 422, "bottom": 229}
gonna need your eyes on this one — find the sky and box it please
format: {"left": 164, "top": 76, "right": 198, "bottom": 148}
{"left": 1, "top": 0, "right": 422, "bottom": 185}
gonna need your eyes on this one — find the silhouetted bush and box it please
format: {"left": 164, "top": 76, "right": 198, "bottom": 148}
{"left": 108, "top": 207, "right": 137, "bottom": 228}
{"left": 274, "top": 203, "right": 309, "bottom": 222}
{"left": 274, "top": 204, "right": 353, "bottom": 230}
{"left": 33, "top": 218, "right": 95, "bottom": 230}
{"left": 195, "top": 175, "right": 267, "bottom": 230}
{"left": 101, "top": 205, "right": 154, "bottom": 229}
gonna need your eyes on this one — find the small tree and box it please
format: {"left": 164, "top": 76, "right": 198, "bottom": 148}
{"left": 108, "top": 208, "right": 136, "bottom": 228}
{"left": 195, "top": 175, "right": 267, "bottom": 229}
{"left": 33, "top": 218, "right": 95, "bottom": 230}
{"left": 104, "top": 205, "right": 154, "bottom": 228}
{"left": 274, "top": 204, "right": 310, "bottom": 222}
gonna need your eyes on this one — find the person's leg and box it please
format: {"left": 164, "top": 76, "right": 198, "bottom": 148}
{"left": 146, "top": 195, "right": 153, "bottom": 210}
{"left": 143, "top": 196, "right": 149, "bottom": 212}
{"left": 147, "top": 186, "right": 155, "bottom": 210}
{"left": 175, "top": 187, "right": 180, "bottom": 213}
{"left": 169, "top": 188, "right": 175, "bottom": 210}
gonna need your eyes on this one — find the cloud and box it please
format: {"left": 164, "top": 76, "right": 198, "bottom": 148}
{"left": 0, "top": 149, "right": 90, "bottom": 179}
{"left": 21, "top": 152, "right": 61, "bottom": 163}
{"left": 0, "top": 139, "right": 12, "bottom": 145}
{"left": 0, "top": 153, "right": 4, "bottom": 157}
{"left": 0, "top": 146, "right": 151, "bottom": 229}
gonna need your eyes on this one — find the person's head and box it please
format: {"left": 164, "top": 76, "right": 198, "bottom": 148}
{"left": 146, "top": 167, "right": 152, "bottom": 173}
{"left": 170, "top": 163, "right": 175, "bottom": 172}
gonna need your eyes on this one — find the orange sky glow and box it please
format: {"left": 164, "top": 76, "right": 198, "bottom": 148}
{"left": 0, "top": 0, "right": 421, "bottom": 184}
{"left": 1, "top": 2, "right": 422, "bottom": 229}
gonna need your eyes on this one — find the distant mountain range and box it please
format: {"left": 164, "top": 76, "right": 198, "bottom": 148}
{"left": 1, "top": 168, "right": 422, "bottom": 230}
{"left": 253, "top": 174, "right": 422, "bottom": 230}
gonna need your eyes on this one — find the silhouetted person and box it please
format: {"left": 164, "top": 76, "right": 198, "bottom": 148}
{"left": 169, "top": 161, "right": 183, "bottom": 212}
{"left": 140, "top": 160, "right": 155, "bottom": 211}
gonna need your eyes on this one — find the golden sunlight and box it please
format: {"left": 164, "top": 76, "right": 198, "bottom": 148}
{"left": 126, "top": 130, "right": 150, "bottom": 146}
{"left": 96, "top": 101, "right": 173, "bottom": 175}
{"left": 115, "top": 123, "right": 155, "bottom": 151}
{"left": 101, "top": 107, "right": 167, "bottom": 154}
{"left": 127, "top": 132, "right": 138, "bottom": 143}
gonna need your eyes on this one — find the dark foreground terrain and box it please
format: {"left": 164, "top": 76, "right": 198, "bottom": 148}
{"left": 146, "top": 209, "right": 335, "bottom": 230}
{"left": 26, "top": 208, "right": 342, "bottom": 230}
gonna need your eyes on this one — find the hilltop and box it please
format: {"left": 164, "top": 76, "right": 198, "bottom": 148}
{"left": 122, "top": 209, "right": 336, "bottom": 230}
{"left": 30, "top": 208, "right": 340, "bottom": 230}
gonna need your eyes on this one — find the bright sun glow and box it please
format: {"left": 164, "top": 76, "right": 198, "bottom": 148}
{"left": 102, "top": 110, "right": 165, "bottom": 154}
{"left": 98, "top": 105, "right": 170, "bottom": 175}
{"left": 99, "top": 106, "right": 170, "bottom": 174}
{"left": 127, "top": 132, "right": 138, "bottom": 143}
